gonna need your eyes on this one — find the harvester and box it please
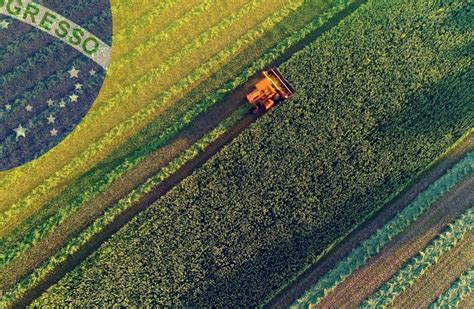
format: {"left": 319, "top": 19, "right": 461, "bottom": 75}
{"left": 246, "top": 68, "right": 295, "bottom": 112}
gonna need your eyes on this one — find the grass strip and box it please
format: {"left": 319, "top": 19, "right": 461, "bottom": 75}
{"left": 291, "top": 151, "right": 474, "bottom": 307}
{"left": 429, "top": 266, "right": 474, "bottom": 309}
{"left": 359, "top": 206, "right": 474, "bottom": 308}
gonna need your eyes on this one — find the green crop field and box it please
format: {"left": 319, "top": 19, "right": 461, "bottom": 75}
{"left": 25, "top": 0, "right": 473, "bottom": 306}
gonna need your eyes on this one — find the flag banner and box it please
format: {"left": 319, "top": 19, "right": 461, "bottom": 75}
{"left": 0, "top": 0, "right": 112, "bottom": 170}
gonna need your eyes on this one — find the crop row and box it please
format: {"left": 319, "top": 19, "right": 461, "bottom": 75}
{"left": 360, "top": 206, "right": 474, "bottom": 308}
{"left": 1, "top": 9, "right": 110, "bottom": 93}
{"left": 1, "top": 0, "right": 352, "bottom": 212}
{"left": 0, "top": 0, "right": 190, "bottom": 160}
{"left": 0, "top": 0, "right": 353, "bottom": 299}
{"left": 111, "top": 0, "right": 178, "bottom": 44}
{"left": 109, "top": 0, "right": 215, "bottom": 71}
{"left": 0, "top": 105, "right": 249, "bottom": 308}
{"left": 0, "top": 56, "right": 86, "bottom": 122}
{"left": 0, "top": 0, "right": 269, "bottom": 197}
{"left": 83, "top": 0, "right": 267, "bottom": 123}
{"left": 0, "top": 73, "right": 104, "bottom": 187}
{"left": 429, "top": 266, "right": 474, "bottom": 309}
{"left": 0, "top": 0, "right": 304, "bottom": 244}
{"left": 290, "top": 150, "right": 474, "bottom": 307}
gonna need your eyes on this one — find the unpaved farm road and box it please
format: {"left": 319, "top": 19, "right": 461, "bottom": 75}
{"left": 267, "top": 134, "right": 473, "bottom": 308}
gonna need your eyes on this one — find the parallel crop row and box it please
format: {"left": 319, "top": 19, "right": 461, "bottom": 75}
{"left": 0, "top": 0, "right": 99, "bottom": 61}
{"left": 291, "top": 151, "right": 474, "bottom": 307}
{"left": 111, "top": 0, "right": 179, "bottom": 44}
{"left": 429, "top": 266, "right": 474, "bottom": 309}
{"left": 360, "top": 207, "right": 474, "bottom": 308}
{"left": 109, "top": 0, "right": 216, "bottom": 72}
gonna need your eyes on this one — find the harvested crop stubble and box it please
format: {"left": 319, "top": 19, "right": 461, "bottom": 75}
{"left": 33, "top": 0, "right": 473, "bottom": 306}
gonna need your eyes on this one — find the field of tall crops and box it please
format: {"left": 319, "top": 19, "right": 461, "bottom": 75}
{"left": 0, "top": 0, "right": 359, "bottom": 306}
{"left": 27, "top": 0, "right": 473, "bottom": 306}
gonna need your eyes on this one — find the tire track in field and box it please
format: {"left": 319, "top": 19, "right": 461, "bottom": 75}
{"left": 314, "top": 174, "right": 474, "bottom": 309}
{"left": 267, "top": 134, "right": 474, "bottom": 308}
{"left": 393, "top": 231, "right": 474, "bottom": 308}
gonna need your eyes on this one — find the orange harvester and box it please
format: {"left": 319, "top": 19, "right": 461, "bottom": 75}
{"left": 246, "top": 68, "right": 295, "bottom": 112}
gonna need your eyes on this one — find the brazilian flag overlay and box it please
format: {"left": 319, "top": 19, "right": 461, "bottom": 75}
{"left": 0, "top": 0, "right": 112, "bottom": 170}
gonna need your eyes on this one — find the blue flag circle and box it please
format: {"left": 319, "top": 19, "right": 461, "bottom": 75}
{"left": 0, "top": 0, "right": 112, "bottom": 170}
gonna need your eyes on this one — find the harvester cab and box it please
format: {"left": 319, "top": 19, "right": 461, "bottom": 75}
{"left": 246, "top": 68, "right": 295, "bottom": 112}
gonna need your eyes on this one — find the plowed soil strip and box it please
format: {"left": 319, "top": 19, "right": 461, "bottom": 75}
{"left": 314, "top": 175, "right": 474, "bottom": 308}
{"left": 267, "top": 134, "right": 473, "bottom": 308}
{"left": 393, "top": 231, "right": 474, "bottom": 308}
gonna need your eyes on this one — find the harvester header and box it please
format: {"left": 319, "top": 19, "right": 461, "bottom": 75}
{"left": 246, "top": 68, "right": 295, "bottom": 112}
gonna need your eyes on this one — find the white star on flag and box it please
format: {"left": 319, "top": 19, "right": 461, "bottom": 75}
{"left": 69, "top": 94, "right": 79, "bottom": 103}
{"left": 68, "top": 67, "right": 79, "bottom": 78}
{"left": 0, "top": 20, "right": 9, "bottom": 29}
{"left": 26, "top": 104, "right": 33, "bottom": 112}
{"left": 59, "top": 100, "right": 66, "bottom": 108}
{"left": 46, "top": 98, "right": 55, "bottom": 106}
{"left": 14, "top": 124, "right": 27, "bottom": 139}
{"left": 75, "top": 83, "right": 83, "bottom": 90}
{"left": 89, "top": 69, "right": 96, "bottom": 76}
{"left": 50, "top": 128, "right": 58, "bottom": 136}
{"left": 5, "top": 104, "right": 11, "bottom": 111}
{"left": 47, "top": 115, "right": 56, "bottom": 124}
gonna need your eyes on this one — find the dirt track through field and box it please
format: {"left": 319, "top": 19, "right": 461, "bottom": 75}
{"left": 9, "top": 2, "right": 370, "bottom": 307}
{"left": 314, "top": 174, "right": 474, "bottom": 308}
{"left": 267, "top": 135, "right": 473, "bottom": 308}
{"left": 392, "top": 231, "right": 474, "bottom": 308}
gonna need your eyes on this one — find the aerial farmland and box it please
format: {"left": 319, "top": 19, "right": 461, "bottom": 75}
{"left": 0, "top": 0, "right": 472, "bottom": 307}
